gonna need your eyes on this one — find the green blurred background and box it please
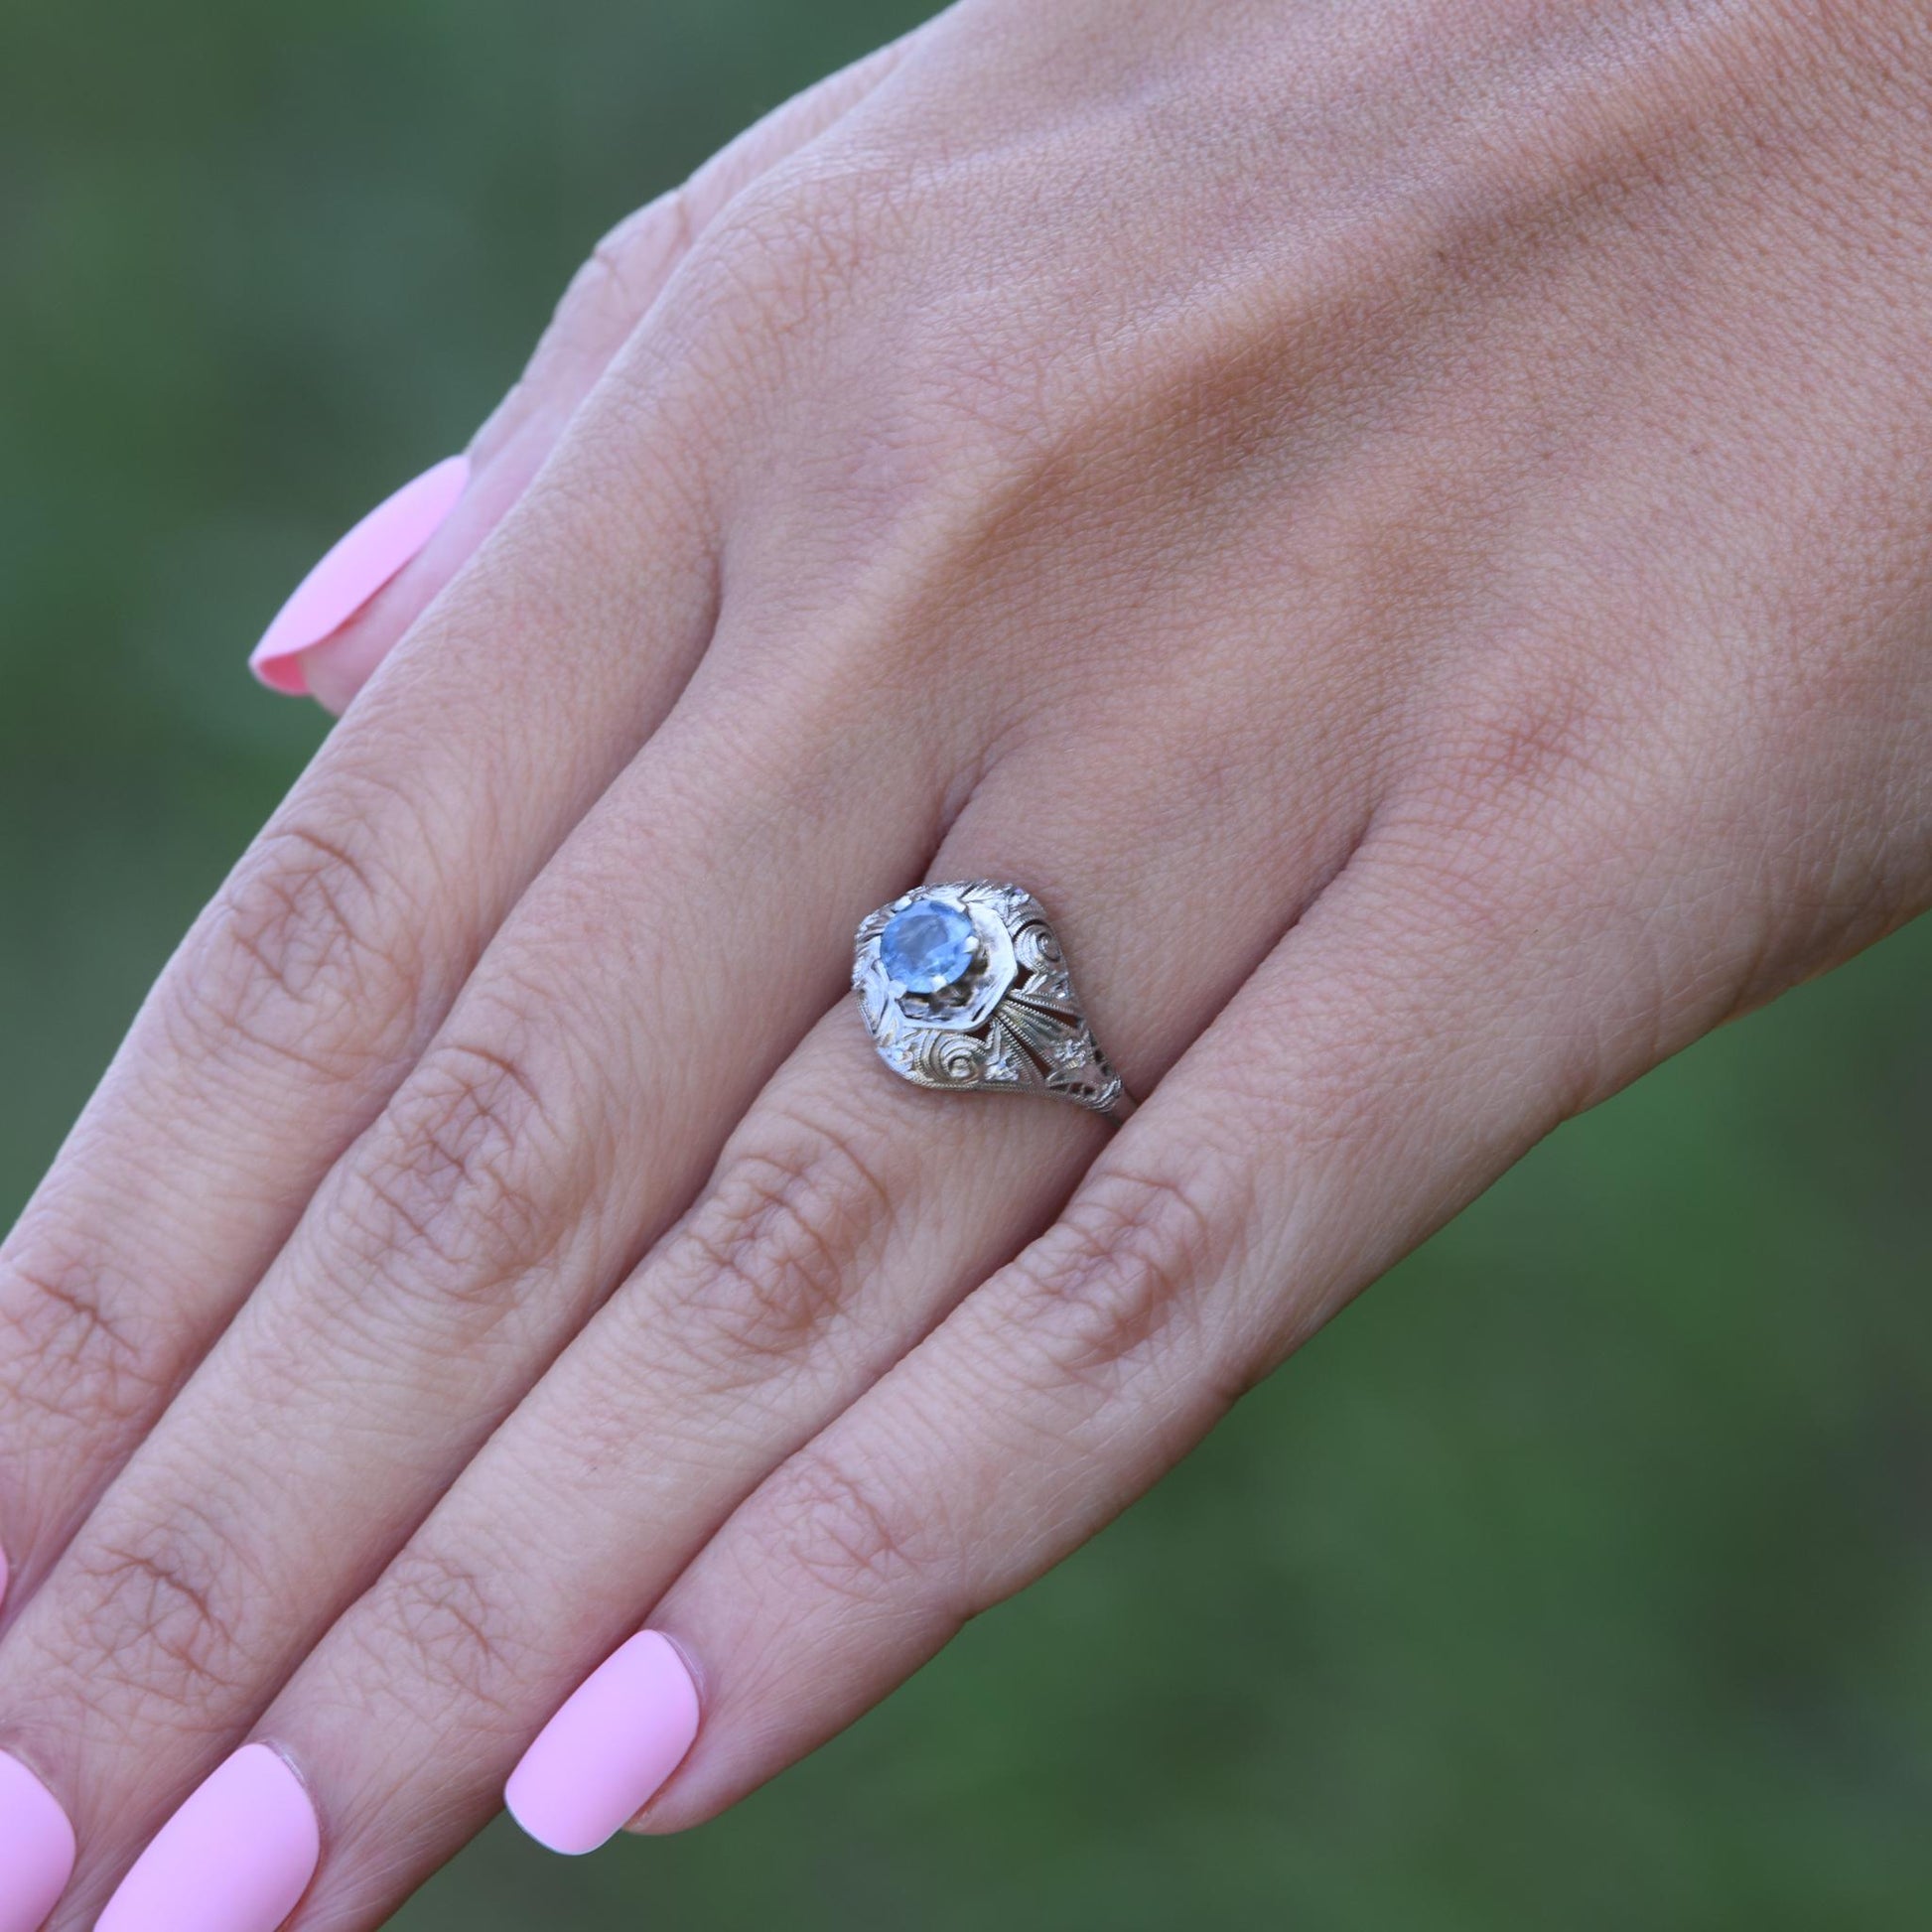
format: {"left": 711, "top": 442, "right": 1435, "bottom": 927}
{"left": 4, "top": 2, "right": 1930, "bottom": 1926}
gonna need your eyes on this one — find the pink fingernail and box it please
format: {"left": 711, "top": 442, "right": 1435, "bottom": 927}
{"left": 97, "top": 1743, "right": 319, "bottom": 1932}
{"left": 0, "top": 1752, "right": 76, "bottom": 1932}
{"left": 248, "top": 455, "right": 469, "bottom": 695}
{"left": 505, "top": 1631, "right": 700, "bottom": 1856}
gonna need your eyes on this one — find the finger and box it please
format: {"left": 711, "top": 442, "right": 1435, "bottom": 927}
{"left": 102, "top": 696, "right": 1386, "bottom": 1926}
{"left": 0, "top": 304, "right": 724, "bottom": 1635}
{"left": 267, "top": 29, "right": 921, "bottom": 715}
{"left": 602, "top": 774, "right": 1766, "bottom": 1837}
{"left": 3, "top": 583, "right": 1007, "bottom": 1926}
{"left": 268, "top": 1022, "right": 1087, "bottom": 1930}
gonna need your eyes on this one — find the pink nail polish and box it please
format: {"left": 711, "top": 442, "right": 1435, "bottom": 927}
{"left": 97, "top": 1744, "right": 319, "bottom": 1932}
{"left": 505, "top": 1631, "right": 700, "bottom": 1856}
{"left": 248, "top": 455, "right": 469, "bottom": 695}
{"left": 0, "top": 1752, "right": 76, "bottom": 1932}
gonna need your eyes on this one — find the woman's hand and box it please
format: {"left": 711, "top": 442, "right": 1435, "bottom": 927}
{"left": 3, "top": 1, "right": 1931, "bottom": 1926}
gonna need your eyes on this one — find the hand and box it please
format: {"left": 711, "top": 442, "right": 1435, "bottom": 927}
{"left": 2, "top": 2, "right": 1930, "bottom": 1928}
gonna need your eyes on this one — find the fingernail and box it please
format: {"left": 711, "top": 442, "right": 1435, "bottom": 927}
{"left": 248, "top": 455, "right": 470, "bottom": 695}
{"left": 97, "top": 1743, "right": 319, "bottom": 1932}
{"left": 0, "top": 1752, "right": 76, "bottom": 1932}
{"left": 505, "top": 1631, "right": 700, "bottom": 1856}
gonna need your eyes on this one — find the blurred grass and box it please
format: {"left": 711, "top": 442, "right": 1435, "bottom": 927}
{"left": 3, "top": 2, "right": 1930, "bottom": 1926}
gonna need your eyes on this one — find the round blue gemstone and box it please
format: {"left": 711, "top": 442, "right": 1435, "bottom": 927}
{"left": 880, "top": 898, "right": 977, "bottom": 995}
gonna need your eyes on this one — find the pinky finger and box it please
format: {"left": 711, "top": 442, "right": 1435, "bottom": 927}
{"left": 528, "top": 807, "right": 1744, "bottom": 1847}
{"left": 255, "top": 26, "right": 924, "bottom": 712}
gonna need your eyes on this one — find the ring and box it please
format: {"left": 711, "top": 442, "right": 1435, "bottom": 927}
{"left": 852, "top": 881, "right": 1135, "bottom": 1122}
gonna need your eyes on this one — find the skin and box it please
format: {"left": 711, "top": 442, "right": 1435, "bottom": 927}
{"left": 4, "top": 0, "right": 1932, "bottom": 1922}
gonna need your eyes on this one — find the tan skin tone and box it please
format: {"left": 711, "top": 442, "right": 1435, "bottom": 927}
{"left": 4, "top": 0, "right": 1931, "bottom": 1922}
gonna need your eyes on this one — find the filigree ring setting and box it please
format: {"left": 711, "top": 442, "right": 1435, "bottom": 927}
{"left": 852, "top": 882, "right": 1134, "bottom": 1122}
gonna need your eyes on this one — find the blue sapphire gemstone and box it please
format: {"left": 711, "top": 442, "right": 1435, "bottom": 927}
{"left": 880, "top": 898, "right": 978, "bottom": 995}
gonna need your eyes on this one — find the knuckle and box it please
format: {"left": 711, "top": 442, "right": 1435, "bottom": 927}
{"left": 350, "top": 1546, "right": 527, "bottom": 1723}
{"left": 182, "top": 807, "right": 425, "bottom": 1083}
{"left": 671, "top": 155, "right": 912, "bottom": 382}
{"left": 783, "top": 345, "right": 1047, "bottom": 575}
{"left": 558, "top": 187, "right": 697, "bottom": 342}
{"left": 1416, "top": 648, "right": 1631, "bottom": 827}
{"left": 712, "top": 159, "right": 873, "bottom": 303}
{"left": 0, "top": 1227, "right": 160, "bottom": 1443}
{"left": 651, "top": 1110, "right": 897, "bottom": 1378}
{"left": 62, "top": 1504, "right": 250, "bottom": 1710}
{"left": 336, "top": 1026, "right": 571, "bottom": 1312}
{"left": 1000, "top": 1161, "right": 1229, "bottom": 1390}
{"left": 750, "top": 1441, "right": 944, "bottom": 1608}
